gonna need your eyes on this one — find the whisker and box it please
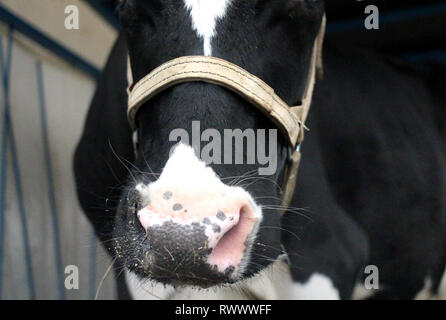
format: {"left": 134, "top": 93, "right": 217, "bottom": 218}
{"left": 142, "top": 152, "right": 161, "bottom": 181}
{"left": 262, "top": 206, "right": 313, "bottom": 221}
{"left": 223, "top": 169, "right": 259, "bottom": 186}
{"left": 259, "top": 226, "right": 301, "bottom": 241}
{"left": 255, "top": 242, "right": 285, "bottom": 253}
{"left": 108, "top": 140, "right": 137, "bottom": 183}
{"left": 95, "top": 257, "right": 117, "bottom": 300}
{"left": 139, "top": 279, "right": 166, "bottom": 300}
{"left": 235, "top": 176, "right": 283, "bottom": 194}
{"left": 121, "top": 156, "right": 161, "bottom": 180}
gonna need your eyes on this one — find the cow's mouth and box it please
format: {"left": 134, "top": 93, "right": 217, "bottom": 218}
{"left": 120, "top": 205, "right": 260, "bottom": 289}
{"left": 131, "top": 252, "right": 239, "bottom": 288}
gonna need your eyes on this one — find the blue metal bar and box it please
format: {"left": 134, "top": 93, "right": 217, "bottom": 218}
{"left": 0, "top": 5, "right": 100, "bottom": 80}
{"left": 327, "top": 3, "right": 446, "bottom": 34}
{"left": 0, "top": 27, "right": 35, "bottom": 299}
{"left": 8, "top": 95, "right": 36, "bottom": 300}
{"left": 36, "top": 62, "right": 66, "bottom": 300}
{"left": 88, "top": 231, "right": 97, "bottom": 300}
{"left": 0, "top": 27, "right": 12, "bottom": 301}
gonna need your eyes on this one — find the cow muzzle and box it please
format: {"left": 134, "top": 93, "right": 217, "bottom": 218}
{"left": 132, "top": 144, "right": 262, "bottom": 286}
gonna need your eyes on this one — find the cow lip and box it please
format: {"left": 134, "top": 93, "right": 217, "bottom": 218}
{"left": 142, "top": 270, "right": 236, "bottom": 289}
{"left": 155, "top": 277, "right": 230, "bottom": 289}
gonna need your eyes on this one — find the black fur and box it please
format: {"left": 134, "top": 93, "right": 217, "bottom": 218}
{"left": 302, "top": 43, "right": 446, "bottom": 299}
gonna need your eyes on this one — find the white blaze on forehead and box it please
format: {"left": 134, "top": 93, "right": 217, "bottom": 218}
{"left": 184, "top": 0, "right": 232, "bottom": 56}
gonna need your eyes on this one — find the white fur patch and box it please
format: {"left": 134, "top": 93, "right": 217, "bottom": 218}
{"left": 438, "top": 268, "right": 446, "bottom": 299}
{"left": 151, "top": 143, "right": 226, "bottom": 191}
{"left": 414, "top": 277, "right": 434, "bottom": 300}
{"left": 286, "top": 273, "right": 340, "bottom": 300}
{"left": 352, "top": 283, "right": 377, "bottom": 300}
{"left": 244, "top": 255, "right": 289, "bottom": 300}
{"left": 125, "top": 270, "right": 175, "bottom": 300}
{"left": 184, "top": 0, "right": 231, "bottom": 56}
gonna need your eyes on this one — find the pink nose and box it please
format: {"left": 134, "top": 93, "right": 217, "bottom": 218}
{"left": 136, "top": 187, "right": 259, "bottom": 277}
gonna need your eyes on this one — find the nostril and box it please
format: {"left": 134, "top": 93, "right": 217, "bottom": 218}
{"left": 208, "top": 204, "right": 256, "bottom": 275}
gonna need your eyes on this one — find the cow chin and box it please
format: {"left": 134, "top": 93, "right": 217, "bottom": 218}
{"left": 112, "top": 144, "right": 273, "bottom": 289}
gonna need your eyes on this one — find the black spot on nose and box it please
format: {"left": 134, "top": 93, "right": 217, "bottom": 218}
{"left": 163, "top": 191, "right": 173, "bottom": 200}
{"left": 224, "top": 266, "right": 235, "bottom": 275}
{"left": 173, "top": 203, "right": 183, "bottom": 211}
{"left": 216, "top": 210, "right": 226, "bottom": 221}
{"left": 212, "top": 224, "right": 221, "bottom": 233}
{"left": 202, "top": 218, "right": 211, "bottom": 225}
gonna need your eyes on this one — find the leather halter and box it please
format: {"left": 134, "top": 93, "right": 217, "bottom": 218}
{"left": 126, "top": 16, "right": 326, "bottom": 213}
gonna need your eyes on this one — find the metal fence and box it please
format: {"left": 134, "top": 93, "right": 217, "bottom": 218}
{"left": 0, "top": 5, "right": 114, "bottom": 300}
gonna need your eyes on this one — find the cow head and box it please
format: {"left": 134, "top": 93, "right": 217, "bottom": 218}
{"left": 113, "top": 0, "right": 325, "bottom": 289}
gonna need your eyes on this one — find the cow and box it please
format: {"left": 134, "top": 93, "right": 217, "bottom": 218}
{"left": 74, "top": 0, "right": 446, "bottom": 300}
